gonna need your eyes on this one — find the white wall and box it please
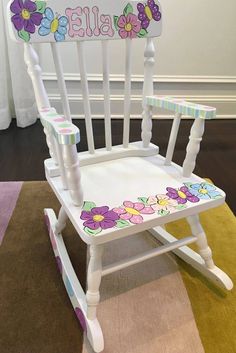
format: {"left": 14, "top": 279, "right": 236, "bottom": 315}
{"left": 41, "top": 0, "right": 236, "bottom": 119}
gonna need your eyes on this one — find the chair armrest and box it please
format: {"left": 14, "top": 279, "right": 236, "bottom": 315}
{"left": 39, "top": 108, "right": 80, "bottom": 145}
{"left": 146, "top": 96, "right": 216, "bottom": 119}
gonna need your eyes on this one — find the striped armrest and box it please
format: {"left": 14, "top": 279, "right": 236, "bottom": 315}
{"left": 39, "top": 108, "right": 80, "bottom": 145}
{"left": 146, "top": 96, "right": 216, "bottom": 119}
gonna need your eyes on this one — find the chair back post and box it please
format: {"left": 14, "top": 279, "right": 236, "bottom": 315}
{"left": 141, "top": 38, "right": 155, "bottom": 148}
{"left": 182, "top": 117, "right": 205, "bottom": 177}
{"left": 24, "top": 43, "right": 58, "bottom": 164}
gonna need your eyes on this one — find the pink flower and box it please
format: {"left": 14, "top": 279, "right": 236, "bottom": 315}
{"left": 113, "top": 201, "right": 154, "bottom": 224}
{"left": 117, "top": 13, "right": 141, "bottom": 39}
{"left": 147, "top": 194, "right": 178, "bottom": 213}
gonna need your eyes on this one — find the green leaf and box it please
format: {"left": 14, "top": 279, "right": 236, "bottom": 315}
{"left": 137, "top": 28, "right": 148, "bottom": 38}
{"left": 123, "top": 3, "right": 133, "bottom": 16}
{"left": 158, "top": 209, "right": 170, "bottom": 216}
{"left": 82, "top": 201, "right": 96, "bottom": 212}
{"left": 115, "top": 219, "right": 130, "bottom": 228}
{"left": 175, "top": 204, "right": 187, "bottom": 210}
{"left": 212, "top": 194, "right": 222, "bottom": 199}
{"left": 18, "top": 30, "right": 30, "bottom": 42}
{"left": 183, "top": 182, "right": 192, "bottom": 188}
{"left": 113, "top": 16, "right": 119, "bottom": 31}
{"left": 35, "top": 1, "right": 46, "bottom": 14}
{"left": 84, "top": 227, "right": 102, "bottom": 236}
{"left": 138, "top": 197, "right": 148, "bottom": 205}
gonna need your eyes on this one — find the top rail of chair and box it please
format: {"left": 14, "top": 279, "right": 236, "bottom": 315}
{"left": 146, "top": 96, "right": 217, "bottom": 119}
{"left": 7, "top": 0, "right": 162, "bottom": 43}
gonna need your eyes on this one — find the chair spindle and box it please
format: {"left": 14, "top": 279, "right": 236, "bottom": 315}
{"left": 24, "top": 43, "right": 57, "bottom": 163}
{"left": 102, "top": 41, "right": 112, "bottom": 151}
{"left": 165, "top": 113, "right": 182, "bottom": 165}
{"left": 123, "top": 39, "right": 132, "bottom": 148}
{"left": 77, "top": 42, "right": 95, "bottom": 154}
{"left": 51, "top": 43, "right": 71, "bottom": 122}
{"left": 141, "top": 38, "right": 155, "bottom": 148}
{"left": 183, "top": 117, "right": 205, "bottom": 177}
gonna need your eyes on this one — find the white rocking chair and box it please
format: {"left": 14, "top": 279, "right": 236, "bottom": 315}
{"left": 7, "top": 0, "right": 233, "bottom": 351}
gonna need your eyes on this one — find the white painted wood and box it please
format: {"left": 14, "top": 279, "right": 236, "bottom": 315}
{"left": 45, "top": 141, "right": 159, "bottom": 177}
{"left": 165, "top": 113, "right": 182, "bottom": 165}
{"left": 61, "top": 144, "right": 83, "bottom": 206}
{"left": 7, "top": 0, "right": 162, "bottom": 44}
{"left": 141, "top": 39, "right": 155, "bottom": 147}
{"left": 46, "top": 153, "right": 226, "bottom": 246}
{"left": 123, "top": 39, "right": 132, "bottom": 148}
{"left": 149, "top": 226, "right": 233, "bottom": 290}
{"left": 102, "top": 41, "right": 112, "bottom": 151}
{"left": 86, "top": 244, "right": 104, "bottom": 320}
{"left": 77, "top": 42, "right": 95, "bottom": 154}
{"left": 51, "top": 43, "right": 71, "bottom": 122}
{"left": 55, "top": 207, "right": 68, "bottom": 235}
{"left": 102, "top": 236, "right": 196, "bottom": 276}
{"left": 183, "top": 117, "right": 205, "bottom": 177}
{"left": 187, "top": 215, "right": 215, "bottom": 269}
{"left": 44, "top": 209, "right": 104, "bottom": 352}
{"left": 53, "top": 137, "right": 68, "bottom": 190}
{"left": 24, "top": 43, "right": 57, "bottom": 163}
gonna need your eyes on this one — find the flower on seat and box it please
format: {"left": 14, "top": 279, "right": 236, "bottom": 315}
{"left": 147, "top": 194, "right": 178, "bottom": 214}
{"left": 166, "top": 186, "right": 199, "bottom": 204}
{"left": 186, "top": 183, "right": 222, "bottom": 200}
{"left": 80, "top": 206, "right": 119, "bottom": 230}
{"left": 10, "top": 0, "right": 43, "bottom": 33}
{"left": 113, "top": 201, "right": 154, "bottom": 224}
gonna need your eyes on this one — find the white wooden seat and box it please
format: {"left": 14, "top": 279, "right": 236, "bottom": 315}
{"left": 7, "top": 0, "right": 233, "bottom": 352}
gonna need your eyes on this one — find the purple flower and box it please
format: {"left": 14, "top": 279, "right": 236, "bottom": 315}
{"left": 10, "top": 0, "right": 43, "bottom": 34}
{"left": 137, "top": 0, "right": 161, "bottom": 29}
{"left": 80, "top": 206, "right": 119, "bottom": 230}
{"left": 166, "top": 186, "right": 200, "bottom": 204}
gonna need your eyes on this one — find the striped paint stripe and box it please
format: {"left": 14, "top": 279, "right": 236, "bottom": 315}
{"left": 146, "top": 96, "right": 216, "bottom": 119}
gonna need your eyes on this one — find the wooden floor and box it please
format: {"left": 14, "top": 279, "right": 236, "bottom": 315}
{"left": 0, "top": 119, "right": 236, "bottom": 214}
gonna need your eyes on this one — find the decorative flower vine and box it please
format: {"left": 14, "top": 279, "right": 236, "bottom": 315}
{"left": 10, "top": 0, "right": 45, "bottom": 41}
{"left": 80, "top": 182, "right": 223, "bottom": 236}
{"left": 114, "top": 3, "right": 148, "bottom": 39}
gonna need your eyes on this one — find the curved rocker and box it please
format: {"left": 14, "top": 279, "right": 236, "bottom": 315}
{"left": 44, "top": 209, "right": 104, "bottom": 353}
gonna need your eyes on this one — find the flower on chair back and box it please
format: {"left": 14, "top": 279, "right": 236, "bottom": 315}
{"left": 10, "top": 0, "right": 43, "bottom": 35}
{"left": 114, "top": 3, "right": 148, "bottom": 39}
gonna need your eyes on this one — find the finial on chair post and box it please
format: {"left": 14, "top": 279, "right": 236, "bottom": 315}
{"left": 141, "top": 38, "right": 155, "bottom": 148}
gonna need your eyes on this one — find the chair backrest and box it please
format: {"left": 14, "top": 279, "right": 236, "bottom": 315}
{"left": 6, "top": 0, "right": 162, "bottom": 205}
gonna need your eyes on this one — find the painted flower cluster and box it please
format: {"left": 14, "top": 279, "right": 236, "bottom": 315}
{"left": 80, "top": 182, "right": 223, "bottom": 235}
{"left": 10, "top": 0, "right": 68, "bottom": 42}
{"left": 114, "top": 1, "right": 161, "bottom": 39}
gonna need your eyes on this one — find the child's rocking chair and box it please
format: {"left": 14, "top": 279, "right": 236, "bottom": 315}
{"left": 7, "top": 0, "right": 233, "bottom": 351}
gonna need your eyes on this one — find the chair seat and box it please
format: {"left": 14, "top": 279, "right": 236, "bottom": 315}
{"left": 47, "top": 153, "right": 225, "bottom": 245}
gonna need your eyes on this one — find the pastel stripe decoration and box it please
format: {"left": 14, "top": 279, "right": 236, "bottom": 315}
{"left": 40, "top": 108, "right": 80, "bottom": 145}
{"left": 146, "top": 96, "right": 216, "bottom": 119}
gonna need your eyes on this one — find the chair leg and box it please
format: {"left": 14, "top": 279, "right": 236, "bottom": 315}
{"left": 55, "top": 206, "right": 68, "bottom": 235}
{"left": 86, "top": 244, "right": 104, "bottom": 320}
{"left": 187, "top": 214, "right": 215, "bottom": 269}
